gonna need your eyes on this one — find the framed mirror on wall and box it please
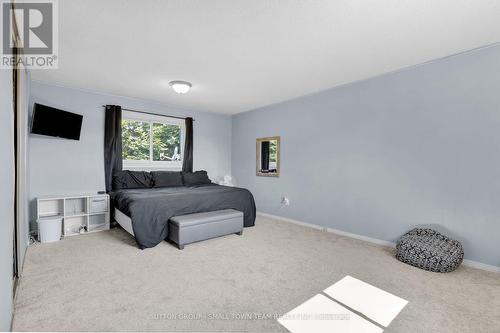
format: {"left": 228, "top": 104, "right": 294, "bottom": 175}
{"left": 256, "top": 136, "right": 280, "bottom": 177}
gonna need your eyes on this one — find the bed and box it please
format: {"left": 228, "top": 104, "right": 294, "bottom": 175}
{"left": 110, "top": 183, "right": 256, "bottom": 249}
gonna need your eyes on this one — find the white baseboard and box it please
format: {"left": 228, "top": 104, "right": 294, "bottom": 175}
{"left": 257, "top": 212, "right": 395, "bottom": 247}
{"left": 461, "top": 259, "right": 500, "bottom": 273}
{"left": 257, "top": 211, "right": 500, "bottom": 274}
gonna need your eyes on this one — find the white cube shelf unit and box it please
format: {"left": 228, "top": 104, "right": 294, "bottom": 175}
{"left": 36, "top": 194, "right": 110, "bottom": 237}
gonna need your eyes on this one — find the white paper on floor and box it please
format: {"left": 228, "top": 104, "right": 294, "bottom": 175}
{"left": 278, "top": 294, "right": 383, "bottom": 333}
{"left": 323, "top": 275, "right": 408, "bottom": 327}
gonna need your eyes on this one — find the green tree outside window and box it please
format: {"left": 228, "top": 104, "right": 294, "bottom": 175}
{"left": 122, "top": 119, "right": 182, "bottom": 162}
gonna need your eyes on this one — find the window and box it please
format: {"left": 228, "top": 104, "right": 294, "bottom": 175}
{"left": 122, "top": 111, "right": 184, "bottom": 170}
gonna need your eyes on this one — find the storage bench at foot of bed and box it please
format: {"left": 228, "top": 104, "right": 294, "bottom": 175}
{"left": 168, "top": 209, "right": 244, "bottom": 250}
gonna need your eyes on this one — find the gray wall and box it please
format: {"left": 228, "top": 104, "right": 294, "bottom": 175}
{"left": 29, "top": 82, "right": 232, "bottom": 225}
{"left": 0, "top": 67, "right": 15, "bottom": 329}
{"left": 232, "top": 44, "right": 500, "bottom": 267}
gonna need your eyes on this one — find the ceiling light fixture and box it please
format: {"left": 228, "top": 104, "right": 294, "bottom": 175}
{"left": 169, "top": 80, "right": 192, "bottom": 94}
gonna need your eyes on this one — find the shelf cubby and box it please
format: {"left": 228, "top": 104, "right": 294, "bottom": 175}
{"left": 37, "top": 199, "right": 64, "bottom": 218}
{"left": 89, "top": 214, "right": 108, "bottom": 232}
{"left": 64, "top": 216, "right": 87, "bottom": 236}
{"left": 65, "top": 197, "right": 88, "bottom": 216}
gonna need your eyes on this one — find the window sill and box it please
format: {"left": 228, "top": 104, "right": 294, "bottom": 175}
{"left": 123, "top": 161, "right": 182, "bottom": 172}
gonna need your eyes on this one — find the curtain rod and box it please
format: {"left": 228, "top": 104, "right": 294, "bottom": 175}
{"left": 102, "top": 105, "right": 194, "bottom": 121}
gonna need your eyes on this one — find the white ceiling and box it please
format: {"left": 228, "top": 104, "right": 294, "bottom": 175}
{"left": 32, "top": 0, "right": 500, "bottom": 114}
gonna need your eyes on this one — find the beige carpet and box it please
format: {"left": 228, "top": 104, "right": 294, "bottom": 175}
{"left": 13, "top": 216, "right": 500, "bottom": 332}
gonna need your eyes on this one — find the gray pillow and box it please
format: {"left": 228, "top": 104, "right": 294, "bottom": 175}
{"left": 151, "top": 171, "right": 183, "bottom": 188}
{"left": 182, "top": 170, "right": 211, "bottom": 186}
{"left": 112, "top": 170, "right": 153, "bottom": 190}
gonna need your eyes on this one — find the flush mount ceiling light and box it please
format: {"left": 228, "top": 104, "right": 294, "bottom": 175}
{"left": 169, "top": 80, "right": 192, "bottom": 94}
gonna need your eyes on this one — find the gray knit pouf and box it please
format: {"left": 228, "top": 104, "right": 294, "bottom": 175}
{"left": 395, "top": 228, "right": 464, "bottom": 273}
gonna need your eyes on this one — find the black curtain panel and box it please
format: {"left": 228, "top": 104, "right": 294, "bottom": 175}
{"left": 261, "top": 141, "right": 270, "bottom": 171}
{"left": 182, "top": 117, "right": 193, "bottom": 172}
{"left": 104, "top": 105, "right": 123, "bottom": 193}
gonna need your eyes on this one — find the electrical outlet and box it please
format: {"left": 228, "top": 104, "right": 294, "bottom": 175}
{"left": 281, "top": 196, "right": 290, "bottom": 206}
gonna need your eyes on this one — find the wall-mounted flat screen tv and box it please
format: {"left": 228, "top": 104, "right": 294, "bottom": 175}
{"left": 31, "top": 103, "right": 83, "bottom": 140}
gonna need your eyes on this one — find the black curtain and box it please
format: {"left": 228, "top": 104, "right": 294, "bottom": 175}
{"left": 104, "top": 105, "right": 122, "bottom": 192}
{"left": 182, "top": 117, "right": 193, "bottom": 172}
{"left": 261, "top": 141, "right": 270, "bottom": 171}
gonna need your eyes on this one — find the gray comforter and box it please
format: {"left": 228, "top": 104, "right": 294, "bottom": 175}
{"left": 110, "top": 184, "right": 256, "bottom": 249}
